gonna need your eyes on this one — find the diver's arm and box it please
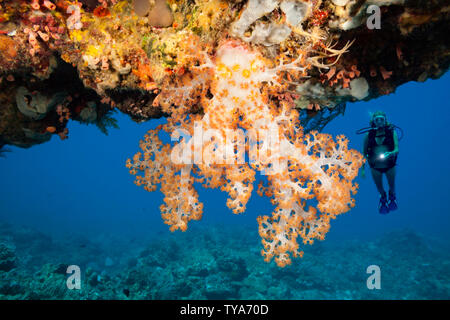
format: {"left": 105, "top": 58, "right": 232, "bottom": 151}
{"left": 392, "top": 130, "right": 399, "bottom": 155}
{"left": 361, "top": 133, "right": 368, "bottom": 177}
{"left": 363, "top": 133, "right": 369, "bottom": 159}
{"left": 385, "top": 131, "right": 399, "bottom": 158}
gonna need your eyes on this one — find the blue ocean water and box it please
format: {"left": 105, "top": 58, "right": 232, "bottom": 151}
{"left": 0, "top": 73, "right": 449, "bottom": 299}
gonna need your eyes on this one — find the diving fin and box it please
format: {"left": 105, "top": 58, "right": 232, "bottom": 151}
{"left": 388, "top": 191, "right": 398, "bottom": 211}
{"left": 379, "top": 192, "right": 389, "bottom": 214}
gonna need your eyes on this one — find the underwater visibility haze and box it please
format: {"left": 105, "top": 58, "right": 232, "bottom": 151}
{"left": 0, "top": 0, "right": 449, "bottom": 300}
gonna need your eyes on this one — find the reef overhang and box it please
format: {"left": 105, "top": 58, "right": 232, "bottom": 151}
{"left": 0, "top": 0, "right": 448, "bottom": 149}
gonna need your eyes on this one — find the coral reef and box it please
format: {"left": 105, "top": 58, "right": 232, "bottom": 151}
{"left": 0, "top": 1, "right": 448, "bottom": 265}
{"left": 0, "top": 242, "right": 16, "bottom": 272}
{"left": 0, "top": 0, "right": 447, "bottom": 147}
{"left": 0, "top": 222, "right": 449, "bottom": 299}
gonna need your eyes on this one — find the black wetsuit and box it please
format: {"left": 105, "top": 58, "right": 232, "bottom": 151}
{"left": 366, "top": 125, "right": 397, "bottom": 173}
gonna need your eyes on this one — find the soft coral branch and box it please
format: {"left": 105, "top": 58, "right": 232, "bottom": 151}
{"left": 127, "top": 38, "right": 364, "bottom": 267}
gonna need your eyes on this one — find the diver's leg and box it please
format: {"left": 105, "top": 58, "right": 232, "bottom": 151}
{"left": 370, "top": 168, "right": 385, "bottom": 195}
{"left": 386, "top": 166, "right": 398, "bottom": 210}
{"left": 386, "top": 166, "right": 396, "bottom": 194}
{"left": 371, "top": 168, "right": 389, "bottom": 214}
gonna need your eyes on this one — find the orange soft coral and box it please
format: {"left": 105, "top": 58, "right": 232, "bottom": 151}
{"left": 127, "top": 38, "right": 364, "bottom": 267}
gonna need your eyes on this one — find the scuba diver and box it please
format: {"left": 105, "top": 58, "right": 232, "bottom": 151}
{"left": 357, "top": 111, "right": 401, "bottom": 214}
